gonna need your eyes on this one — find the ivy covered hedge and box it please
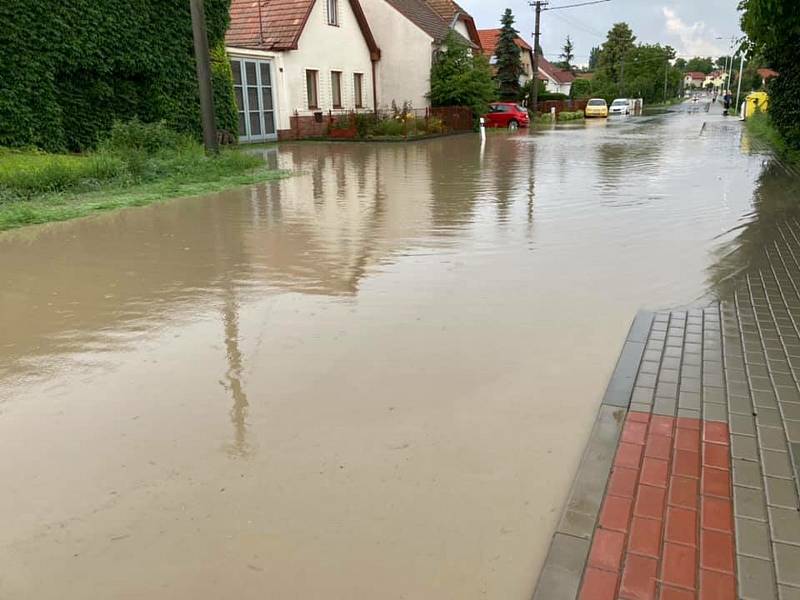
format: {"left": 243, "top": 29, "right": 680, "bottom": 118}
{"left": 0, "top": 0, "right": 237, "bottom": 152}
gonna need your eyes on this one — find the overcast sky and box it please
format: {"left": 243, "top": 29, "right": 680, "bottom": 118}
{"left": 458, "top": 0, "right": 743, "bottom": 65}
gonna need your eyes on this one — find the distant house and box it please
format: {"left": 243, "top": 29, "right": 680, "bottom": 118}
{"left": 704, "top": 70, "right": 727, "bottom": 92}
{"left": 226, "top": 0, "right": 381, "bottom": 142}
{"left": 684, "top": 72, "right": 706, "bottom": 88}
{"left": 757, "top": 67, "right": 779, "bottom": 87}
{"left": 361, "top": 0, "right": 479, "bottom": 110}
{"left": 537, "top": 56, "right": 575, "bottom": 96}
{"left": 477, "top": 28, "right": 535, "bottom": 85}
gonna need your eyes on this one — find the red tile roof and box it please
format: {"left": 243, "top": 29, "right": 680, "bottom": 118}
{"left": 684, "top": 71, "right": 706, "bottom": 80}
{"left": 227, "top": 0, "right": 313, "bottom": 50}
{"left": 422, "top": 0, "right": 481, "bottom": 47}
{"left": 538, "top": 56, "right": 575, "bottom": 84}
{"left": 476, "top": 28, "right": 532, "bottom": 57}
{"left": 757, "top": 67, "right": 779, "bottom": 80}
{"left": 227, "top": 0, "right": 379, "bottom": 58}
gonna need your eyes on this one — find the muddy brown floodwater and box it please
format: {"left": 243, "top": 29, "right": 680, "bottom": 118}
{"left": 0, "top": 104, "right": 771, "bottom": 599}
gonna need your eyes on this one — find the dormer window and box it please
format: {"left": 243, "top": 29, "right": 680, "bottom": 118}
{"left": 327, "top": 0, "right": 338, "bottom": 26}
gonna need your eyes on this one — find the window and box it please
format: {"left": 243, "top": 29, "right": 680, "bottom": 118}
{"left": 327, "top": 0, "right": 338, "bottom": 26}
{"left": 331, "top": 71, "right": 342, "bottom": 109}
{"left": 306, "top": 70, "right": 319, "bottom": 109}
{"left": 353, "top": 73, "right": 363, "bottom": 109}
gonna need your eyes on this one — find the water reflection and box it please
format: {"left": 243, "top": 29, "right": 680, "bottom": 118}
{"left": 221, "top": 288, "right": 251, "bottom": 457}
{"left": 709, "top": 158, "right": 800, "bottom": 296}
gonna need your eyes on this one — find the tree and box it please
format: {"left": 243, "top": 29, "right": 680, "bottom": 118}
{"left": 613, "top": 43, "right": 678, "bottom": 102}
{"left": 674, "top": 58, "right": 687, "bottom": 70}
{"left": 559, "top": 36, "right": 575, "bottom": 73}
{"left": 685, "top": 57, "right": 714, "bottom": 73}
{"left": 494, "top": 9, "right": 523, "bottom": 100}
{"left": 585, "top": 28, "right": 683, "bottom": 103}
{"left": 597, "top": 22, "right": 636, "bottom": 85}
{"left": 715, "top": 56, "right": 731, "bottom": 70}
{"left": 588, "top": 46, "right": 601, "bottom": 70}
{"left": 430, "top": 30, "right": 496, "bottom": 118}
{"left": 740, "top": 0, "right": 800, "bottom": 149}
{"left": 570, "top": 78, "right": 592, "bottom": 99}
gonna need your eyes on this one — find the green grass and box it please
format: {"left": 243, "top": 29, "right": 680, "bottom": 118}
{"left": 557, "top": 110, "right": 584, "bottom": 122}
{"left": 746, "top": 111, "right": 800, "bottom": 164}
{"left": 645, "top": 98, "right": 684, "bottom": 109}
{"left": 0, "top": 121, "right": 290, "bottom": 231}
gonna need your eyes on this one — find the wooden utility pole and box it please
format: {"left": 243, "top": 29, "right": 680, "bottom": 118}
{"left": 529, "top": 0, "right": 611, "bottom": 116}
{"left": 190, "top": 0, "right": 219, "bottom": 154}
{"left": 530, "top": 1, "right": 545, "bottom": 116}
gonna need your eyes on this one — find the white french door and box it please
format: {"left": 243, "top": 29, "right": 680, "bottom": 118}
{"left": 231, "top": 58, "right": 277, "bottom": 142}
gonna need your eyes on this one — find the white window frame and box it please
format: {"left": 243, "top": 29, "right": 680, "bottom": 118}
{"left": 327, "top": 0, "right": 338, "bottom": 26}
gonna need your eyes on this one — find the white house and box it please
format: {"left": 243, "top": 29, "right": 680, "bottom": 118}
{"left": 361, "top": 0, "right": 480, "bottom": 110}
{"left": 683, "top": 72, "right": 706, "bottom": 89}
{"left": 226, "top": 0, "right": 381, "bottom": 141}
{"left": 537, "top": 56, "right": 575, "bottom": 96}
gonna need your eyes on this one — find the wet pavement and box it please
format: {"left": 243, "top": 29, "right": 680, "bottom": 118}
{"left": 0, "top": 101, "right": 781, "bottom": 599}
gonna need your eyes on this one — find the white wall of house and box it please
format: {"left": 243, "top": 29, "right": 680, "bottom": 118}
{"left": 452, "top": 19, "right": 470, "bottom": 41}
{"left": 520, "top": 51, "right": 533, "bottom": 84}
{"left": 283, "top": 0, "right": 375, "bottom": 117}
{"left": 540, "top": 73, "right": 571, "bottom": 96}
{"left": 361, "top": 1, "right": 434, "bottom": 109}
{"left": 228, "top": 0, "right": 375, "bottom": 140}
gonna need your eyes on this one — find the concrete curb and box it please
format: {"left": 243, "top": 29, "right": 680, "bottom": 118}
{"left": 532, "top": 311, "right": 654, "bottom": 600}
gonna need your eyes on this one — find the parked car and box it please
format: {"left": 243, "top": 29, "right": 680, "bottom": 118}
{"left": 609, "top": 98, "right": 631, "bottom": 115}
{"left": 483, "top": 103, "right": 530, "bottom": 129}
{"left": 585, "top": 98, "right": 609, "bottom": 118}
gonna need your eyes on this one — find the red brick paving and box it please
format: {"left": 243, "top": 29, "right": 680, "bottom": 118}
{"left": 577, "top": 411, "right": 737, "bottom": 600}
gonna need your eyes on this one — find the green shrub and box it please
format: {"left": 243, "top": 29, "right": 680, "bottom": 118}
{"left": 353, "top": 113, "right": 376, "bottom": 138}
{"left": 328, "top": 115, "right": 354, "bottom": 132}
{"left": 421, "top": 116, "right": 445, "bottom": 134}
{"left": 371, "top": 119, "right": 405, "bottom": 136}
{"left": 558, "top": 110, "right": 584, "bottom": 121}
{"left": 100, "top": 119, "right": 190, "bottom": 155}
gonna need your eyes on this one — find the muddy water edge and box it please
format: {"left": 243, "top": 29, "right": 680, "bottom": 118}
{"left": 0, "top": 105, "right": 773, "bottom": 599}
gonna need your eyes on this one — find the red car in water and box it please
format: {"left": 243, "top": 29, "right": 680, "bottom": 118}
{"left": 483, "top": 102, "right": 530, "bottom": 129}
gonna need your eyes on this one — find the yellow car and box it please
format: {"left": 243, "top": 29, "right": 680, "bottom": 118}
{"left": 585, "top": 98, "right": 609, "bottom": 118}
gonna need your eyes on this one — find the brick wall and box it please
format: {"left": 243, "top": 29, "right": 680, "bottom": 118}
{"left": 281, "top": 114, "right": 334, "bottom": 140}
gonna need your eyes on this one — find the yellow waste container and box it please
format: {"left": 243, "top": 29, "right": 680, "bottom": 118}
{"left": 745, "top": 91, "right": 769, "bottom": 119}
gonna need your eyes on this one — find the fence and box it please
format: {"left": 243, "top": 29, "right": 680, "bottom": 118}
{"left": 430, "top": 106, "right": 473, "bottom": 132}
{"left": 285, "top": 106, "right": 474, "bottom": 141}
{"left": 536, "top": 99, "right": 588, "bottom": 115}
{"left": 373, "top": 106, "right": 473, "bottom": 133}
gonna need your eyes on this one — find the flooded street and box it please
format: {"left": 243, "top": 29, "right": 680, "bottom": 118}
{"left": 0, "top": 104, "right": 774, "bottom": 599}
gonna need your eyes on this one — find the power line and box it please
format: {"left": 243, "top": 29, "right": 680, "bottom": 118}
{"left": 543, "top": 0, "right": 612, "bottom": 11}
{"left": 548, "top": 10, "right": 606, "bottom": 38}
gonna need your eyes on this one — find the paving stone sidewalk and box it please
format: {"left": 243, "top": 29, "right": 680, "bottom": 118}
{"left": 533, "top": 302, "right": 800, "bottom": 600}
